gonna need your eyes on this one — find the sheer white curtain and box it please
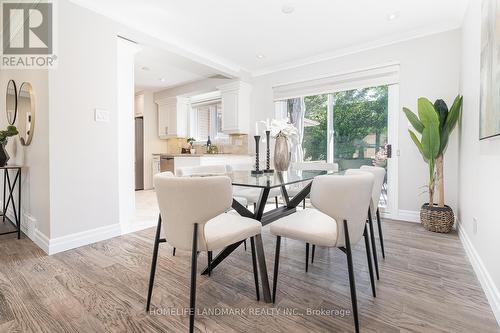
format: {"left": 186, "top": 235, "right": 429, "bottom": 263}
{"left": 287, "top": 98, "right": 305, "bottom": 163}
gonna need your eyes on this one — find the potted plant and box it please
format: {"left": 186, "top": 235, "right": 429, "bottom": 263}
{"left": 403, "top": 96, "right": 462, "bottom": 233}
{"left": 0, "top": 125, "right": 19, "bottom": 167}
{"left": 187, "top": 137, "right": 196, "bottom": 154}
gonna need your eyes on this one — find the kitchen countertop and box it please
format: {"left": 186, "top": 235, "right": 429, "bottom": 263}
{"left": 152, "top": 153, "right": 251, "bottom": 158}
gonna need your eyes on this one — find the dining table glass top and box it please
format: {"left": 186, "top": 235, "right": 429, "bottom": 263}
{"left": 229, "top": 169, "right": 338, "bottom": 188}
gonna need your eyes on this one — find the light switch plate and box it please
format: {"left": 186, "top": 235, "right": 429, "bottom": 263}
{"left": 94, "top": 108, "right": 110, "bottom": 122}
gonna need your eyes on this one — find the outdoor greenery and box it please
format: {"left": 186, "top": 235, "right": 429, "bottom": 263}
{"left": 302, "top": 86, "right": 388, "bottom": 164}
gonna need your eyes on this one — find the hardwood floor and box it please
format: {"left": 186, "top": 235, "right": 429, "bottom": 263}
{"left": 0, "top": 218, "right": 498, "bottom": 332}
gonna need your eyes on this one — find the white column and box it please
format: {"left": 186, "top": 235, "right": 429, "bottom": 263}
{"left": 117, "top": 37, "right": 141, "bottom": 226}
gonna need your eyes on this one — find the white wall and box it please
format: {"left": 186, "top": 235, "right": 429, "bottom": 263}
{"left": 250, "top": 29, "right": 462, "bottom": 214}
{"left": 117, "top": 38, "right": 140, "bottom": 224}
{"left": 48, "top": 0, "right": 121, "bottom": 239}
{"left": 0, "top": 70, "right": 50, "bottom": 238}
{"left": 458, "top": 0, "right": 500, "bottom": 323}
{"left": 137, "top": 90, "right": 167, "bottom": 189}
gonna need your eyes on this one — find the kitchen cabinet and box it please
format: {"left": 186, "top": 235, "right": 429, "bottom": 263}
{"left": 217, "top": 81, "right": 251, "bottom": 134}
{"left": 156, "top": 96, "right": 189, "bottom": 138}
{"left": 134, "top": 93, "right": 144, "bottom": 117}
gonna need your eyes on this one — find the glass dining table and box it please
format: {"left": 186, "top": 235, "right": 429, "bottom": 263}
{"left": 200, "top": 169, "right": 336, "bottom": 303}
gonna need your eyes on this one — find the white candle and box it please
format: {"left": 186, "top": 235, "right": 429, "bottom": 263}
{"left": 255, "top": 122, "right": 259, "bottom": 136}
{"left": 266, "top": 118, "right": 270, "bottom": 130}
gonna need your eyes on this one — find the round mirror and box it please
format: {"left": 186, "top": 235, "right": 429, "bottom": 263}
{"left": 17, "top": 82, "right": 35, "bottom": 146}
{"left": 6, "top": 80, "right": 17, "bottom": 125}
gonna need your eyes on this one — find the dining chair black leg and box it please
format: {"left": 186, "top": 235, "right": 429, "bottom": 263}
{"left": 305, "top": 243, "right": 310, "bottom": 272}
{"left": 363, "top": 225, "right": 376, "bottom": 297}
{"left": 250, "top": 237, "right": 260, "bottom": 301}
{"left": 172, "top": 247, "right": 176, "bottom": 256}
{"left": 253, "top": 203, "right": 257, "bottom": 211}
{"left": 275, "top": 196, "right": 279, "bottom": 208}
{"left": 207, "top": 251, "right": 212, "bottom": 277}
{"left": 376, "top": 208, "right": 386, "bottom": 259}
{"left": 272, "top": 236, "right": 281, "bottom": 304}
{"left": 311, "top": 245, "right": 316, "bottom": 264}
{"left": 368, "top": 207, "right": 380, "bottom": 280}
{"left": 343, "top": 219, "right": 359, "bottom": 333}
{"left": 146, "top": 214, "right": 162, "bottom": 312}
{"left": 244, "top": 240, "right": 247, "bottom": 251}
{"left": 303, "top": 198, "right": 306, "bottom": 209}
{"left": 189, "top": 223, "right": 198, "bottom": 333}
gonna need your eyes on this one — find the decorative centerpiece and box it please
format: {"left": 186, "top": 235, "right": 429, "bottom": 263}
{"left": 403, "top": 96, "right": 462, "bottom": 233}
{"left": 187, "top": 137, "right": 196, "bottom": 154}
{"left": 267, "top": 119, "right": 298, "bottom": 172}
{"left": 0, "top": 125, "right": 19, "bottom": 167}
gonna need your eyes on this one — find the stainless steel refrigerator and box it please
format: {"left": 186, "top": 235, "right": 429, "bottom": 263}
{"left": 135, "top": 117, "right": 144, "bottom": 190}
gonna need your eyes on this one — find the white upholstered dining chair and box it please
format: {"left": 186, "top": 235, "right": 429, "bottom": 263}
{"left": 287, "top": 161, "right": 339, "bottom": 209}
{"left": 269, "top": 173, "right": 376, "bottom": 333}
{"left": 174, "top": 164, "right": 249, "bottom": 254}
{"left": 146, "top": 172, "right": 262, "bottom": 333}
{"left": 345, "top": 166, "right": 386, "bottom": 280}
{"left": 360, "top": 165, "right": 386, "bottom": 258}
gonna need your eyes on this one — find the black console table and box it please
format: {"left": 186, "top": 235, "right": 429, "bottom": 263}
{"left": 0, "top": 166, "right": 22, "bottom": 239}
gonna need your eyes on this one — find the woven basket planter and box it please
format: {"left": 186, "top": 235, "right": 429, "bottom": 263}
{"left": 420, "top": 204, "right": 454, "bottom": 233}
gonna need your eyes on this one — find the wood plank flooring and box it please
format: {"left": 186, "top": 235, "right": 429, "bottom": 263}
{"left": 0, "top": 218, "right": 498, "bottom": 332}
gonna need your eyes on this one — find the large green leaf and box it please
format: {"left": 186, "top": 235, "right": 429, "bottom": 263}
{"left": 408, "top": 130, "right": 424, "bottom": 157}
{"left": 433, "top": 99, "right": 448, "bottom": 130}
{"left": 421, "top": 117, "right": 440, "bottom": 161}
{"left": 403, "top": 107, "right": 424, "bottom": 133}
{"left": 418, "top": 97, "right": 440, "bottom": 127}
{"left": 439, "top": 95, "right": 463, "bottom": 154}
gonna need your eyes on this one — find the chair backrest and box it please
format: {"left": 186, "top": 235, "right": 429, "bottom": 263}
{"left": 154, "top": 172, "right": 233, "bottom": 251}
{"left": 310, "top": 173, "right": 374, "bottom": 247}
{"left": 291, "top": 161, "right": 339, "bottom": 172}
{"left": 176, "top": 164, "right": 230, "bottom": 177}
{"left": 359, "top": 166, "right": 386, "bottom": 211}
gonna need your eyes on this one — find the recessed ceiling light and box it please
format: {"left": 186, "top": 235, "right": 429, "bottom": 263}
{"left": 141, "top": 66, "right": 150, "bottom": 71}
{"left": 281, "top": 4, "right": 295, "bottom": 14}
{"left": 256, "top": 54, "right": 265, "bottom": 59}
{"left": 159, "top": 78, "right": 166, "bottom": 82}
{"left": 387, "top": 11, "right": 400, "bottom": 21}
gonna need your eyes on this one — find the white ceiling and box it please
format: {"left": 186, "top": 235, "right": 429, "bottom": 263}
{"left": 74, "top": 0, "right": 469, "bottom": 76}
{"left": 134, "top": 44, "right": 221, "bottom": 92}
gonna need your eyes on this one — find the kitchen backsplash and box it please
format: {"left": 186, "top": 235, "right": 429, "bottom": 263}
{"left": 166, "top": 134, "right": 249, "bottom": 155}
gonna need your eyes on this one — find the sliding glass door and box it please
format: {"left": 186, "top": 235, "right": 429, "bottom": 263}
{"left": 276, "top": 84, "right": 398, "bottom": 213}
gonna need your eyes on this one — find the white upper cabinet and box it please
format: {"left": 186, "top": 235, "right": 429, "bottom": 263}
{"left": 217, "top": 81, "right": 251, "bottom": 134}
{"left": 134, "top": 93, "right": 144, "bottom": 117}
{"left": 156, "top": 96, "right": 189, "bottom": 138}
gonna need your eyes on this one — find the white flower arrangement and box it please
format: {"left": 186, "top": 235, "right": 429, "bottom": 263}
{"left": 260, "top": 119, "right": 299, "bottom": 144}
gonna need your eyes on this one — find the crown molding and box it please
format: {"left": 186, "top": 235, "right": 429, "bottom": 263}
{"left": 251, "top": 23, "right": 462, "bottom": 77}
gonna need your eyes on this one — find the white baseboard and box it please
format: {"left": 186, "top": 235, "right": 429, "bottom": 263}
{"left": 381, "top": 209, "right": 420, "bottom": 223}
{"left": 457, "top": 222, "right": 500, "bottom": 326}
{"left": 30, "top": 219, "right": 156, "bottom": 255}
{"left": 120, "top": 219, "right": 157, "bottom": 235}
{"left": 46, "top": 223, "right": 122, "bottom": 255}
{"left": 33, "top": 228, "right": 50, "bottom": 254}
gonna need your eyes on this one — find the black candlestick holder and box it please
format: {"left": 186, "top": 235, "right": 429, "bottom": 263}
{"left": 251, "top": 135, "right": 264, "bottom": 176}
{"left": 263, "top": 130, "right": 274, "bottom": 173}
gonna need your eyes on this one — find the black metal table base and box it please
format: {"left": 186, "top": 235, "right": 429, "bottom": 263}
{"left": 200, "top": 183, "right": 312, "bottom": 303}
{"left": 0, "top": 167, "right": 22, "bottom": 239}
